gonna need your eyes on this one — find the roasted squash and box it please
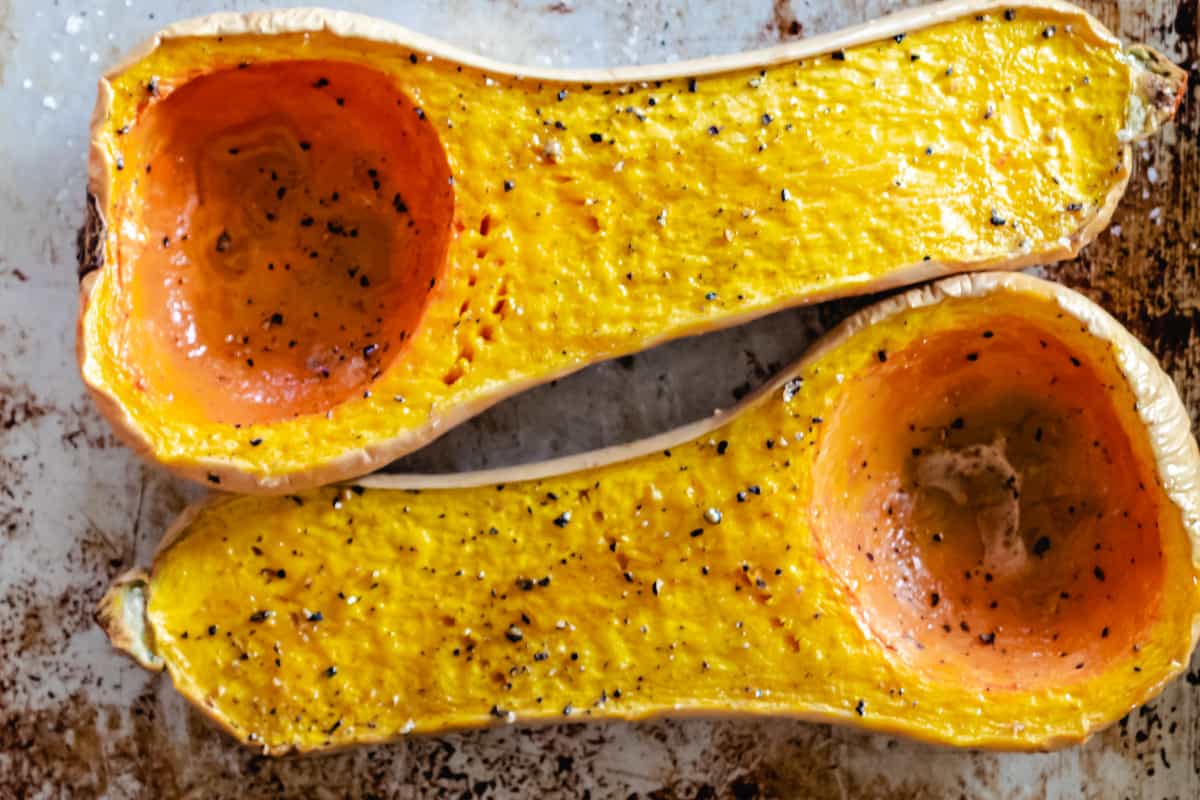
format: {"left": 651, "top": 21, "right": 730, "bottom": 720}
{"left": 78, "top": 2, "right": 1185, "bottom": 493}
{"left": 97, "top": 272, "right": 1200, "bottom": 753}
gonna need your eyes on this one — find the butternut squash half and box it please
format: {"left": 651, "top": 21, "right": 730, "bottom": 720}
{"left": 97, "top": 273, "right": 1200, "bottom": 754}
{"left": 78, "top": 1, "right": 1185, "bottom": 493}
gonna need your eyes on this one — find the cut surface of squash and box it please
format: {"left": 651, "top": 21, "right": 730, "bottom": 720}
{"left": 78, "top": 1, "right": 1185, "bottom": 492}
{"left": 97, "top": 273, "right": 1200, "bottom": 754}
{"left": 121, "top": 59, "right": 453, "bottom": 425}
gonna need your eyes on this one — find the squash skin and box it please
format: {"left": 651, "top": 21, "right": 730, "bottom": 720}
{"left": 96, "top": 272, "right": 1200, "bottom": 755}
{"left": 77, "top": 1, "right": 1186, "bottom": 494}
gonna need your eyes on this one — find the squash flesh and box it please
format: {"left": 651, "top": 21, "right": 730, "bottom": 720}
{"left": 122, "top": 276, "right": 1200, "bottom": 753}
{"left": 812, "top": 320, "right": 1165, "bottom": 688}
{"left": 120, "top": 60, "right": 453, "bottom": 424}
{"left": 80, "top": 5, "right": 1173, "bottom": 490}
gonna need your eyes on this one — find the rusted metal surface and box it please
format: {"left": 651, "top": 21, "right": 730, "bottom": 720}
{"left": 1, "top": 0, "right": 1197, "bottom": 797}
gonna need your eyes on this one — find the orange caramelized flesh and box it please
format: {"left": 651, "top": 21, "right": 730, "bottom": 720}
{"left": 813, "top": 321, "right": 1164, "bottom": 689}
{"left": 121, "top": 61, "right": 453, "bottom": 424}
{"left": 78, "top": 5, "right": 1185, "bottom": 491}
{"left": 98, "top": 274, "right": 1200, "bottom": 753}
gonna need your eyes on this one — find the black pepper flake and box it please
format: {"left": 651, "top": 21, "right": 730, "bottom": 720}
{"left": 249, "top": 610, "right": 273, "bottom": 623}
{"left": 780, "top": 188, "right": 792, "bottom": 202}
{"left": 979, "top": 632, "right": 996, "bottom": 645}
{"left": 415, "top": 108, "right": 426, "bottom": 120}
{"left": 327, "top": 719, "right": 342, "bottom": 734}
{"left": 717, "top": 440, "right": 728, "bottom": 455}
{"left": 208, "top": 625, "right": 218, "bottom": 635}
{"left": 1101, "top": 626, "right": 1110, "bottom": 638}
{"left": 1042, "top": 25, "right": 1056, "bottom": 38}
{"left": 855, "top": 699, "right": 865, "bottom": 716}
{"left": 989, "top": 209, "right": 1007, "bottom": 226}
{"left": 363, "top": 343, "right": 378, "bottom": 358}
{"left": 249, "top": 437, "right": 263, "bottom": 447}
{"left": 1033, "top": 536, "right": 1051, "bottom": 557}
{"left": 299, "top": 215, "right": 314, "bottom": 227}
{"left": 1004, "top": 9, "right": 1016, "bottom": 21}
{"left": 876, "top": 349, "right": 887, "bottom": 363}
{"left": 553, "top": 511, "right": 571, "bottom": 528}
{"left": 707, "top": 125, "right": 720, "bottom": 136}
{"left": 299, "top": 140, "right": 312, "bottom": 151}
{"left": 950, "top": 417, "right": 965, "bottom": 430}
{"left": 589, "top": 132, "right": 603, "bottom": 143}
{"left": 557, "top": 89, "right": 568, "bottom": 101}
{"left": 690, "top": 528, "right": 704, "bottom": 538}
{"left": 966, "top": 352, "right": 979, "bottom": 362}
{"left": 761, "top": 113, "right": 772, "bottom": 126}
{"left": 688, "top": 78, "right": 697, "bottom": 93}
{"left": 324, "top": 665, "right": 338, "bottom": 678}
{"left": 705, "top": 291, "right": 718, "bottom": 301}
{"left": 831, "top": 49, "right": 846, "bottom": 61}
{"left": 1094, "top": 566, "right": 1106, "bottom": 582}
{"left": 503, "top": 179, "right": 515, "bottom": 192}
{"left": 1065, "top": 202, "right": 1083, "bottom": 212}
{"left": 313, "top": 77, "right": 329, "bottom": 88}
{"left": 308, "top": 611, "right": 324, "bottom": 622}
{"left": 147, "top": 76, "right": 160, "bottom": 97}
{"left": 206, "top": 473, "right": 221, "bottom": 484}
{"left": 534, "top": 651, "right": 549, "bottom": 661}
{"left": 562, "top": 704, "right": 574, "bottom": 716}
{"left": 505, "top": 625, "right": 523, "bottom": 643}
{"left": 215, "top": 231, "right": 232, "bottom": 253}
{"left": 275, "top": 569, "right": 286, "bottom": 579}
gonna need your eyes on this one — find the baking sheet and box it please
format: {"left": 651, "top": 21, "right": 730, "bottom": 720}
{"left": 1, "top": 0, "right": 1197, "bottom": 796}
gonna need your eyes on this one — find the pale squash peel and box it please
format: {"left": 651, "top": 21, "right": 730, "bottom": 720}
{"left": 97, "top": 272, "right": 1200, "bottom": 754}
{"left": 77, "top": 1, "right": 1185, "bottom": 493}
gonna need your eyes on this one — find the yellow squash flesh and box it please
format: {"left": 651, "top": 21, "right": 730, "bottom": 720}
{"left": 78, "top": 1, "right": 1185, "bottom": 493}
{"left": 97, "top": 273, "right": 1200, "bottom": 754}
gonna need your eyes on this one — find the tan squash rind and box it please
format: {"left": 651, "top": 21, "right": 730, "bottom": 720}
{"left": 106, "top": 272, "right": 1200, "bottom": 754}
{"left": 77, "top": 1, "right": 1186, "bottom": 494}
